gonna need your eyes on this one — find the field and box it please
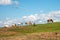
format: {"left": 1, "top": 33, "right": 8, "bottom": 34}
{"left": 0, "top": 22, "right": 60, "bottom": 40}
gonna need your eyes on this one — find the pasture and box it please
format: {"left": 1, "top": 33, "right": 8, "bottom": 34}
{"left": 0, "top": 22, "right": 60, "bottom": 40}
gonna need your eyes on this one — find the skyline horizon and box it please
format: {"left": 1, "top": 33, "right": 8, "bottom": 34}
{"left": 0, "top": 0, "right": 60, "bottom": 27}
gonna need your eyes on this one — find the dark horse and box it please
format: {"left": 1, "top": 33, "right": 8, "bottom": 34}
{"left": 47, "top": 19, "right": 53, "bottom": 23}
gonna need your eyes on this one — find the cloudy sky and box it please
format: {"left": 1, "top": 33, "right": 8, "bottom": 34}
{"left": 0, "top": 0, "right": 60, "bottom": 27}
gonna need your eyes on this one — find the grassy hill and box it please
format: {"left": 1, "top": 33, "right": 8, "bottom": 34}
{"left": 0, "top": 22, "right": 60, "bottom": 37}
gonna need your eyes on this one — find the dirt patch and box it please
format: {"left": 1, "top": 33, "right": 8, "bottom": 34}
{"left": 0, "top": 32, "right": 60, "bottom": 40}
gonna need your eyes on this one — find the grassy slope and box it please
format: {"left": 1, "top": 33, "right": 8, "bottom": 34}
{"left": 0, "top": 22, "right": 60, "bottom": 37}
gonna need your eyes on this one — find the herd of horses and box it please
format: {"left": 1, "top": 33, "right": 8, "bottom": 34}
{"left": 4, "top": 19, "right": 53, "bottom": 28}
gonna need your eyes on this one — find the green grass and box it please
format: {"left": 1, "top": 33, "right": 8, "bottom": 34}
{"left": 0, "top": 22, "right": 60, "bottom": 37}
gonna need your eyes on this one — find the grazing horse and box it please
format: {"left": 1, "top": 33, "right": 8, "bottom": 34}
{"left": 12, "top": 24, "right": 16, "bottom": 28}
{"left": 25, "top": 21, "right": 36, "bottom": 26}
{"left": 25, "top": 21, "right": 32, "bottom": 25}
{"left": 4, "top": 24, "right": 10, "bottom": 28}
{"left": 18, "top": 23, "right": 23, "bottom": 26}
{"left": 47, "top": 19, "right": 53, "bottom": 23}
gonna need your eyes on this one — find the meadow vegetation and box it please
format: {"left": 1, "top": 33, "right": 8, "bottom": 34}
{"left": 0, "top": 22, "right": 60, "bottom": 37}
{"left": 0, "top": 22, "right": 60, "bottom": 40}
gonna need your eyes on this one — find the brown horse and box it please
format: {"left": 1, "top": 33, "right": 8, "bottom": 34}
{"left": 25, "top": 21, "right": 33, "bottom": 25}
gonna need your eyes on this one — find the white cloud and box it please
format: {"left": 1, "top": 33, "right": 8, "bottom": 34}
{"left": 22, "top": 10, "right": 60, "bottom": 24}
{"left": 3, "top": 18, "right": 22, "bottom": 27}
{"left": 0, "top": 10, "right": 60, "bottom": 27}
{"left": 0, "top": 21, "right": 2, "bottom": 24}
{"left": 22, "top": 14, "right": 39, "bottom": 22}
{"left": 48, "top": 11, "right": 60, "bottom": 22}
{"left": 4, "top": 18, "right": 17, "bottom": 25}
{"left": 0, "top": 0, "right": 12, "bottom": 5}
{"left": 0, "top": 0, "right": 19, "bottom": 5}
{"left": 0, "top": 21, "right": 4, "bottom": 27}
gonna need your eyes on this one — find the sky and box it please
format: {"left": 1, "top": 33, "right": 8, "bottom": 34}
{"left": 0, "top": 0, "right": 60, "bottom": 27}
